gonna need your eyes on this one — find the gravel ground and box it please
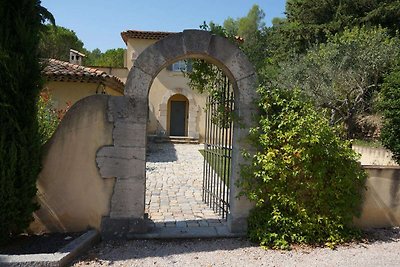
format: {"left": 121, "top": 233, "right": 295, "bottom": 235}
{"left": 72, "top": 228, "right": 400, "bottom": 267}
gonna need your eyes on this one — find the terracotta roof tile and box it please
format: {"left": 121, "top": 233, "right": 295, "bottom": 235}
{"left": 121, "top": 30, "right": 176, "bottom": 44}
{"left": 42, "top": 59, "right": 124, "bottom": 93}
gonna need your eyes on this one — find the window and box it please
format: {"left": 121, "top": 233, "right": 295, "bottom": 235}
{"left": 169, "top": 60, "right": 192, "bottom": 72}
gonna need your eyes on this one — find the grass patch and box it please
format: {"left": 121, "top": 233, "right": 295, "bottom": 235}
{"left": 199, "top": 148, "right": 231, "bottom": 186}
{"left": 352, "top": 139, "right": 383, "bottom": 148}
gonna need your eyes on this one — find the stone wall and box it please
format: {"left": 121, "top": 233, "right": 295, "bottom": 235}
{"left": 355, "top": 166, "right": 400, "bottom": 228}
{"left": 30, "top": 95, "right": 115, "bottom": 233}
{"left": 353, "top": 145, "right": 398, "bottom": 166}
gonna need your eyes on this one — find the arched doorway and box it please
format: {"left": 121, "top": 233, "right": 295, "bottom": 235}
{"left": 168, "top": 94, "right": 188, "bottom": 136}
{"left": 97, "top": 30, "right": 258, "bottom": 237}
{"left": 158, "top": 88, "right": 201, "bottom": 139}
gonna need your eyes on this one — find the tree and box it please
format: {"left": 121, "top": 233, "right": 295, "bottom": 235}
{"left": 276, "top": 0, "right": 400, "bottom": 54}
{"left": 39, "top": 24, "right": 85, "bottom": 61}
{"left": 0, "top": 0, "right": 53, "bottom": 242}
{"left": 277, "top": 27, "right": 399, "bottom": 138}
{"left": 273, "top": 0, "right": 400, "bottom": 57}
{"left": 187, "top": 5, "right": 269, "bottom": 94}
{"left": 86, "top": 48, "right": 125, "bottom": 67}
{"left": 379, "top": 68, "right": 400, "bottom": 164}
{"left": 222, "top": 4, "right": 269, "bottom": 71}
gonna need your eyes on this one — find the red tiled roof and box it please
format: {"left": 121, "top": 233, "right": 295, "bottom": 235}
{"left": 42, "top": 59, "right": 124, "bottom": 93}
{"left": 121, "top": 29, "right": 244, "bottom": 44}
{"left": 121, "top": 30, "right": 176, "bottom": 44}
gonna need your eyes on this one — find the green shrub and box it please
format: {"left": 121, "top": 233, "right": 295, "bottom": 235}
{"left": 0, "top": 0, "right": 53, "bottom": 243}
{"left": 379, "top": 69, "right": 400, "bottom": 164}
{"left": 239, "top": 87, "right": 367, "bottom": 249}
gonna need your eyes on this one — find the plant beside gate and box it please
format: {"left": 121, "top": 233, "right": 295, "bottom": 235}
{"left": 239, "top": 87, "right": 367, "bottom": 249}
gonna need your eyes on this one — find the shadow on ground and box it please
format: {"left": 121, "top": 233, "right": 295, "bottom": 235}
{"left": 146, "top": 142, "right": 178, "bottom": 162}
{"left": 77, "top": 237, "right": 256, "bottom": 263}
{"left": 362, "top": 227, "right": 400, "bottom": 244}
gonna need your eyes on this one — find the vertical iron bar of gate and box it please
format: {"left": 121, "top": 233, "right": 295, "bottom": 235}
{"left": 227, "top": 90, "right": 234, "bottom": 217}
{"left": 202, "top": 73, "right": 233, "bottom": 221}
{"left": 218, "top": 76, "right": 227, "bottom": 217}
{"left": 212, "top": 91, "right": 217, "bottom": 212}
{"left": 202, "top": 96, "right": 208, "bottom": 203}
{"left": 222, "top": 76, "right": 229, "bottom": 219}
{"left": 215, "top": 82, "right": 221, "bottom": 215}
{"left": 206, "top": 95, "right": 212, "bottom": 206}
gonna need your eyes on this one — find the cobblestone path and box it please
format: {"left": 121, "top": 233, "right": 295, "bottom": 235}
{"left": 145, "top": 142, "right": 225, "bottom": 228}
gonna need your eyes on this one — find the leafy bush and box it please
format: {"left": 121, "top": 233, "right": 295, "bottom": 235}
{"left": 379, "top": 69, "right": 400, "bottom": 164}
{"left": 239, "top": 87, "right": 367, "bottom": 249}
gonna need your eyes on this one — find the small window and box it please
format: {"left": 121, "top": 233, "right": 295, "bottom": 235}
{"left": 170, "top": 60, "right": 192, "bottom": 72}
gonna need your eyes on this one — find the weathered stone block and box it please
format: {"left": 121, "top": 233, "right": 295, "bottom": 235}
{"left": 110, "top": 178, "right": 145, "bottom": 218}
{"left": 113, "top": 121, "right": 147, "bottom": 147}
{"left": 96, "top": 146, "right": 146, "bottom": 178}
{"left": 134, "top": 45, "right": 167, "bottom": 76}
{"left": 208, "top": 34, "right": 256, "bottom": 81}
{"left": 224, "top": 50, "right": 256, "bottom": 81}
{"left": 153, "top": 32, "right": 185, "bottom": 63}
{"left": 227, "top": 214, "right": 250, "bottom": 233}
{"left": 96, "top": 150, "right": 145, "bottom": 179}
{"left": 125, "top": 66, "right": 153, "bottom": 97}
{"left": 101, "top": 217, "right": 151, "bottom": 240}
{"left": 208, "top": 35, "right": 236, "bottom": 62}
{"left": 183, "top": 30, "right": 212, "bottom": 55}
{"left": 107, "top": 96, "right": 136, "bottom": 123}
{"left": 97, "top": 146, "right": 146, "bottom": 160}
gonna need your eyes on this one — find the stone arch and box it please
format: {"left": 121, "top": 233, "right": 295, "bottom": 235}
{"left": 97, "top": 30, "right": 257, "bottom": 238}
{"left": 159, "top": 88, "right": 199, "bottom": 138}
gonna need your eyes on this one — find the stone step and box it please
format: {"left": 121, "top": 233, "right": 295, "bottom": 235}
{"left": 148, "top": 135, "right": 200, "bottom": 144}
{"left": 127, "top": 226, "right": 245, "bottom": 239}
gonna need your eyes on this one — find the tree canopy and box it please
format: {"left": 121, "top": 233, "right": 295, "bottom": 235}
{"left": 85, "top": 48, "right": 125, "bottom": 67}
{"left": 39, "top": 24, "right": 85, "bottom": 61}
{"left": 277, "top": 27, "right": 399, "bottom": 138}
{"left": 39, "top": 24, "right": 125, "bottom": 67}
{"left": 267, "top": 0, "right": 400, "bottom": 56}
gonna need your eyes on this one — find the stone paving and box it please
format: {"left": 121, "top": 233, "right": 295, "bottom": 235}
{"left": 145, "top": 142, "right": 226, "bottom": 228}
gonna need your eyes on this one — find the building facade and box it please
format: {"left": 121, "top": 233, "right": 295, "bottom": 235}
{"left": 121, "top": 30, "right": 207, "bottom": 141}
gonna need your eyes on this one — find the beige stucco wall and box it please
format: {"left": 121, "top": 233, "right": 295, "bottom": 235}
{"left": 127, "top": 38, "right": 207, "bottom": 141}
{"left": 45, "top": 81, "right": 122, "bottom": 109}
{"left": 95, "top": 67, "right": 129, "bottom": 84}
{"left": 355, "top": 166, "right": 400, "bottom": 228}
{"left": 30, "top": 95, "right": 115, "bottom": 233}
{"left": 148, "top": 69, "right": 207, "bottom": 140}
{"left": 353, "top": 145, "right": 398, "bottom": 166}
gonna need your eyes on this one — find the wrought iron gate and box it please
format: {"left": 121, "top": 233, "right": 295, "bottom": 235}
{"left": 202, "top": 75, "right": 234, "bottom": 220}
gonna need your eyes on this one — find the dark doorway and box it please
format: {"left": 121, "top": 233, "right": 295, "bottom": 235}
{"left": 170, "top": 100, "right": 186, "bottom": 136}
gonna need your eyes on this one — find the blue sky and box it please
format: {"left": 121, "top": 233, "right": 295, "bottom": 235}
{"left": 41, "top": 0, "right": 287, "bottom": 52}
